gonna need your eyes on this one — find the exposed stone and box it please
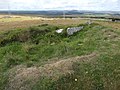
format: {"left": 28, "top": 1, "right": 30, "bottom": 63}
{"left": 86, "top": 20, "right": 92, "bottom": 25}
{"left": 56, "top": 29, "right": 63, "bottom": 34}
{"left": 67, "top": 26, "right": 84, "bottom": 35}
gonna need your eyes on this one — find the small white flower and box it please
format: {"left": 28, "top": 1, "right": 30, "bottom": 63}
{"left": 78, "top": 44, "right": 83, "bottom": 46}
{"left": 75, "top": 79, "right": 77, "bottom": 81}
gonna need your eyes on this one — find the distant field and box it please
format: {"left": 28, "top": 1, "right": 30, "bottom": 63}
{"left": 0, "top": 14, "right": 88, "bottom": 32}
{"left": 0, "top": 14, "right": 54, "bottom": 22}
{"left": 96, "top": 21, "right": 120, "bottom": 29}
{"left": 0, "top": 14, "right": 120, "bottom": 32}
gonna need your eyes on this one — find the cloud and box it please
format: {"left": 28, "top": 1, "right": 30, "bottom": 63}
{"left": 0, "top": 0, "right": 120, "bottom": 11}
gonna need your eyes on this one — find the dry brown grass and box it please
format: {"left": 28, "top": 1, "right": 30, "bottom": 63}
{"left": 95, "top": 21, "right": 120, "bottom": 29}
{"left": 0, "top": 14, "right": 120, "bottom": 32}
{"left": 7, "top": 53, "right": 98, "bottom": 90}
{"left": 102, "top": 29, "right": 120, "bottom": 41}
{"left": 0, "top": 18, "right": 88, "bottom": 32}
{"left": 0, "top": 14, "right": 87, "bottom": 32}
{"left": 0, "top": 14, "right": 47, "bottom": 22}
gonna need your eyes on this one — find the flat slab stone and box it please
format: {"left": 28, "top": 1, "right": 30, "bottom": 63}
{"left": 67, "top": 26, "right": 84, "bottom": 35}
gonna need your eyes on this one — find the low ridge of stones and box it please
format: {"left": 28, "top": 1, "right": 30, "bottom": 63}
{"left": 56, "top": 21, "right": 92, "bottom": 35}
{"left": 56, "top": 26, "right": 84, "bottom": 35}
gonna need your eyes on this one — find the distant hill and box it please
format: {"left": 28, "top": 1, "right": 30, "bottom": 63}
{"left": 0, "top": 10, "right": 120, "bottom": 16}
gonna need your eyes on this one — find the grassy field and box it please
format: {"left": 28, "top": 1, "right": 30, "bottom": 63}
{"left": 0, "top": 19, "right": 120, "bottom": 90}
{"left": 0, "top": 14, "right": 120, "bottom": 90}
{"left": 0, "top": 14, "right": 52, "bottom": 22}
{"left": 0, "top": 14, "right": 120, "bottom": 33}
{"left": 0, "top": 15, "right": 87, "bottom": 32}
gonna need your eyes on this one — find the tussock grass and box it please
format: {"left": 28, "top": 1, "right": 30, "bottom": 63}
{"left": 0, "top": 23, "right": 120, "bottom": 90}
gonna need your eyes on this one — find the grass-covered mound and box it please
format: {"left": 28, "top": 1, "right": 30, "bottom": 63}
{"left": 0, "top": 23, "right": 120, "bottom": 90}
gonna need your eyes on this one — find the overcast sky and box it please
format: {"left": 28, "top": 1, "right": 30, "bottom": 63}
{"left": 0, "top": 0, "right": 120, "bottom": 11}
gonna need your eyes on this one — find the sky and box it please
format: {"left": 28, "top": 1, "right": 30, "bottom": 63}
{"left": 0, "top": 0, "right": 120, "bottom": 11}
